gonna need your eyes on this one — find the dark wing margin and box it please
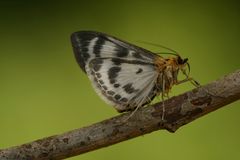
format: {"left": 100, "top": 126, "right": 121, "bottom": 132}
{"left": 71, "top": 31, "right": 156, "bottom": 73}
{"left": 71, "top": 31, "right": 97, "bottom": 73}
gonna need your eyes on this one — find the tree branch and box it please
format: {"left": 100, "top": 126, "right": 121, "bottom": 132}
{"left": 1, "top": 70, "right": 240, "bottom": 160}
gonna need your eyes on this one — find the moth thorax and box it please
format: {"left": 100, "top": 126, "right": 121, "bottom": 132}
{"left": 155, "top": 57, "right": 180, "bottom": 95}
{"left": 154, "top": 57, "right": 166, "bottom": 72}
{"left": 167, "top": 66, "right": 179, "bottom": 83}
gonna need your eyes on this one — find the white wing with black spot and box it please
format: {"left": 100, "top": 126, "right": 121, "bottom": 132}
{"left": 71, "top": 31, "right": 160, "bottom": 112}
{"left": 86, "top": 58, "right": 159, "bottom": 112}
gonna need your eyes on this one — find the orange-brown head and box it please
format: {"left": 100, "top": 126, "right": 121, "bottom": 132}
{"left": 154, "top": 54, "right": 190, "bottom": 95}
{"left": 154, "top": 55, "right": 189, "bottom": 74}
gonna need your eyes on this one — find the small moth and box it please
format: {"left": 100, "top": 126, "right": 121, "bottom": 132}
{"left": 71, "top": 31, "right": 198, "bottom": 116}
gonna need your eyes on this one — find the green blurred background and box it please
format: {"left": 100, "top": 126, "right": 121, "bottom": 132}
{"left": 0, "top": 0, "right": 239, "bottom": 159}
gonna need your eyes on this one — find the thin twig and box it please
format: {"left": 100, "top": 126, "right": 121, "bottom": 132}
{"left": 0, "top": 70, "right": 240, "bottom": 160}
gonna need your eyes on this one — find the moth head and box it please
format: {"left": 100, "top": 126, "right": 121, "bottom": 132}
{"left": 177, "top": 56, "right": 188, "bottom": 65}
{"left": 176, "top": 56, "right": 190, "bottom": 77}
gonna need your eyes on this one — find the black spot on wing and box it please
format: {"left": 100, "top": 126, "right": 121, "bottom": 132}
{"left": 114, "top": 94, "right": 121, "bottom": 100}
{"left": 110, "top": 79, "right": 116, "bottom": 84}
{"left": 107, "top": 90, "right": 115, "bottom": 95}
{"left": 94, "top": 36, "right": 105, "bottom": 58}
{"left": 112, "top": 58, "right": 121, "bottom": 65}
{"left": 90, "top": 59, "right": 103, "bottom": 72}
{"left": 123, "top": 83, "right": 138, "bottom": 94}
{"left": 98, "top": 79, "right": 104, "bottom": 84}
{"left": 108, "top": 67, "right": 121, "bottom": 84}
{"left": 132, "top": 52, "right": 144, "bottom": 59}
{"left": 96, "top": 72, "right": 102, "bottom": 78}
{"left": 113, "top": 83, "right": 120, "bottom": 88}
{"left": 136, "top": 68, "right": 143, "bottom": 74}
{"left": 120, "top": 97, "right": 128, "bottom": 102}
{"left": 115, "top": 46, "right": 128, "bottom": 57}
{"left": 102, "top": 85, "right": 108, "bottom": 90}
{"left": 93, "top": 65, "right": 101, "bottom": 72}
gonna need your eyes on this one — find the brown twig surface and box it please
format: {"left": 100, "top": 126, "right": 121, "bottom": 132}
{"left": 0, "top": 70, "right": 240, "bottom": 160}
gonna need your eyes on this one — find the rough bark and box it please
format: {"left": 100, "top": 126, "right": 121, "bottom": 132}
{"left": 0, "top": 70, "right": 240, "bottom": 160}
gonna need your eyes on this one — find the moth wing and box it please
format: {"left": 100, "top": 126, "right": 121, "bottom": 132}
{"left": 86, "top": 58, "right": 159, "bottom": 112}
{"left": 71, "top": 31, "right": 157, "bottom": 73}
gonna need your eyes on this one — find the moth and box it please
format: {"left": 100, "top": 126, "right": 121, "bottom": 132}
{"left": 71, "top": 31, "right": 198, "bottom": 116}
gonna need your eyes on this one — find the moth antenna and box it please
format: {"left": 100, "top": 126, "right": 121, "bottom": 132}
{"left": 155, "top": 52, "right": 179, "bottom": 57}
{"left": 137, "top": 41, "right": 179, "bottom": 55}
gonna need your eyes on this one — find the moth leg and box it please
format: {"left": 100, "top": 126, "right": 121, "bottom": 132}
{"left": 176, "top": 77, "right": 200, "bottom": 88}
{"left": 124, "top": 97, "right": 147, "bottom": 122}
{"left": 124, "top": 91, "right": 152, "bottom": 121}
{"left": 161, "top": 78, "right": 165, "bottom": 121}
{"left": 123, "top": 105, "right": 139, "bottom": 122}
{"left": 177, "top": 77, "right": 222, "bottom": 98}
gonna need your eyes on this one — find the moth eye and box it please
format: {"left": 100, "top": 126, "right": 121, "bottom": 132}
{"left": 183, "top": 58, "right": 188, "bottom": 64}
{"left": 177, "top": 57, "right": 183, "bottom": 64}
